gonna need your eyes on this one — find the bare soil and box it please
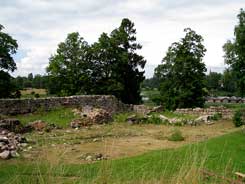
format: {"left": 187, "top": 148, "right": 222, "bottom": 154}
{"left": 21, "top": 120, "right": 238, "bottom": 164}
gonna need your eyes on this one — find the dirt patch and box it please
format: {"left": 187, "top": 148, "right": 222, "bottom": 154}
{"left": 21, "top": 120, "right": 238, "bottom": 164}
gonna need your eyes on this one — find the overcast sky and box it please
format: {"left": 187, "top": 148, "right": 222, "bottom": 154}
{"left": 0, "top": 0, "right": 244, "bottom": 78}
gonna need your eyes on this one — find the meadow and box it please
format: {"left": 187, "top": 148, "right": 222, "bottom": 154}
{"left": 0, "top": 108, "right": 244, "bottom": 184}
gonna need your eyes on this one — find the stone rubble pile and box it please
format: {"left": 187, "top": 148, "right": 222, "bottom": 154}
{"left": 133, "top": 105, "right": 164, "bottom": 115}
{"left": 0, "top": 119, "right": 23, "bottom": 133}
{"left": 0, "top": 128, "right": 28, "bottom": 159}
{"left": 70, "top": 107, "right": 112, "bottom": 128}
{"left": 126, "top": 113, "right": 219, "bottom": 126}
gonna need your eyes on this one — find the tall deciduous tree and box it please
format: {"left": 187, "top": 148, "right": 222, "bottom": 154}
{"left": 155, "top": 28, "right": 207, "bottom": 109}
{"left": 47, "top": 32, "right": 90, "bottom": 96}
{"left": 0, "top": 24, "right": 18, "bottom": 98}
{"left": 223, "top": 9, "right": 245, "bottom": 97}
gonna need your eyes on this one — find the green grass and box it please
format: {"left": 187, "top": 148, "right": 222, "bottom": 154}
{"left": 0, "top": 130, "right": 244, "bottom": 183}
{"left": 162, "top": 110, "right": 197, "bottom": 119}
{"left": 167, "top": 129, "right": 185, "bottom": 141}
{"left": 141, "top": 89, "right": 161, "bottom": 106}
{"left": 10, "top": 107, "right": 79, "bottom": 128}
{"left": 205, "top": 102, "right": 245, "bottom": 110}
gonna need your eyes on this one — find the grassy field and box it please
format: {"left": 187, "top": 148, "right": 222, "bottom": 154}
{"left": 0, "top": 130, "right": 244, "bottom": 183}
{"left": 1, "top": 108, "right": 244, "bottom": 183}
{"left": 20, "top": 88, "right": 48, "bottom": 98}
{"left": 204, "top": 102, "right": 245, "bottom": 110}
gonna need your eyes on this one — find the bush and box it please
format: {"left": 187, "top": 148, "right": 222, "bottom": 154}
{"left": 210, "top": 113, "right": 222, "bottom": 121}
{"left": 168, "top": 129, "right": 184, "bottom": 141}
{"left": 145, "top": 115, "right": 165, "bottom": 125}
{"left": 233, "top": 109, "right": 245, "bottom": 127}
{"left": 34, "top": 93, "right": 40, "bottom": 98}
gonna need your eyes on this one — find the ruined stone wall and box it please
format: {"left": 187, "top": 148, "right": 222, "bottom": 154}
{"left": 0, "top": 95, "right": 132, "bottom": 115}
{"left": 175, "top": 107, "right": 234, "bottom": 119}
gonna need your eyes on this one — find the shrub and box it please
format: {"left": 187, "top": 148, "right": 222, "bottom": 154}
{"left": 34, "top": 93, "right": 40, "bottom": 98}
{"left": 168, "top": 129, "right": 184, "bottom": 141}
{"left": 145, "top": 115, "right": 164, "bottom": 125}
{"left": 233, "top": 109, "right": 245, "bottom": 127}
{"left": 210, "top": 113, "right": 222, "bottom": 121}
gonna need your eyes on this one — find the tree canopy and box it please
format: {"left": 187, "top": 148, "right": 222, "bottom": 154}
{"left": 155, "top": 28, "right": 207, "bottom": 109}
{"left": 0, "top": 24, "right": 18, "bottom": 98}
{"left": 223, "top": 9, "right": 245, "bottom": 97}
{"left": 47, "top": 32, "right": 90, "bottom": 96}
{"left": 47, "top": 18, "right": 145, "bottom": 104}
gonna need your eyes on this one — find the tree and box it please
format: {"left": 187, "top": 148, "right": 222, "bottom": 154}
{"left": 47, "top": 19, "right": 145, "bottom": 104}
{"left": 85, "top": 32, "right": 123, "bottom": 99}
{"left": 223, "top": 9, "right": 245, "bottom": 97}
{"left": 142, "top": 77, "right": 160, "bottom": 89}
{"left": 205, "top": 71, "right": 222, "bottom": 96}
{"left": 47, "top": 32, "right": 90, "bottom": 96}
{"left": 222, "top": 69, "right": 237, "bottom": 95}
{"left": 0, "top": 24, "right": 18, "bottom": 98}
{"left": 155, "top": 28, "right": 207, "bottom": 109}
{"left": 109, "top": 18, "right": 146, "bottom": 104}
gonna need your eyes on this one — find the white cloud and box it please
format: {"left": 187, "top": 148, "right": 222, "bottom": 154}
{"left": 0, "top": 0, "right": 244, "bottom": 77}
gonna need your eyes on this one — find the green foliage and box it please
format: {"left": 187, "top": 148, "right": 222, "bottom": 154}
{"left": 47, "top": 19, "right": 145, "bottom": 104}
{"left": 0, "top": 24, "right": 18, "bottom": 98}
{"left": 210, "top": 113, "right": 222, "bottom": 121}
{"left": 12, "top": 74, "right": 49, "bottom": 90}
{"left": 34, "top": 93, "right": 40, "bottom": 98}
{"left": 47, "top": 32, "right": 90, "bottom": 96}
{"left": 142, "top": 77, "right": 160, "bottom": 89}
{"left": 0, "top": 24, "right": 18, "bottom": 72}
{"left": 168, "top": 129, "right": 185, "bottom": 141}
{"left": 223, "top": 9, "right": 245, "bottom": 97}
{"left": 162, "top": 110, "right": 197, "bottom": 120}
{"left": 145, "top": 115, "right": 164, "bottom": 125}
{"left": 233, "top": 109, "right": 245, "bottom": 127}
{"left": 141, "top": 89, "right": 162, "bottom": 106}
{"left": 0, "top": 71, "right": 16, "bottom": 98}
{"left": 155, "top": 28, "right": 207, "bottom": 110}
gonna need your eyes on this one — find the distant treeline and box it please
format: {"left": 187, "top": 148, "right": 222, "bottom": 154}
{"left": 143, "top": 69, "right": 238, "bottom": 97}
{"left": 12, "top": 73, "right": 49, "bottom": 90}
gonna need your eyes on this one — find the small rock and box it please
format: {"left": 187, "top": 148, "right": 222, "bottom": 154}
{"left": 10, "top": 151, "right": 19, "bottom": 158}
{"left": 159, "top": 115, "right": 169, "bottom": 122}
{"left": 0, "top": 136, "right": 8, "bottom": 143}
{"left": 85, "top": 155, "right": 92, "bottom": 161}
{"left": 95, "top": 153, "right": 103, "bottom": 159}
{"left": 0, "top": 150, "right": 10, "bottom": 159}
{"left": 20, "top": 143, "right": 28, "bottom": 148}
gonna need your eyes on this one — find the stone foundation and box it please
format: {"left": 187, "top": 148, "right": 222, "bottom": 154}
{"left": 0, "top": 95, "right": 131, "bottom": 115}
{"left": 175, "top": 106, "right": 234, "bottom": 119}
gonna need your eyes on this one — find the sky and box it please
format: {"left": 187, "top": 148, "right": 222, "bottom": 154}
{"left": 0, "top": 0, "right": 244, "bottom": 78}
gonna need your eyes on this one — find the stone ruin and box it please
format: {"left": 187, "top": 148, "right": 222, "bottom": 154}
{"left": 175, "top": 106, "right": 234, "bottom": 119}
{"left": 0, "top": 95, "right": 131, "bottom": 115}
{"left": 0, "top": 119, "right": 28, "bottom": 159}
{"left": 70, "top": 106, "right": 113, "bottom": 128}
